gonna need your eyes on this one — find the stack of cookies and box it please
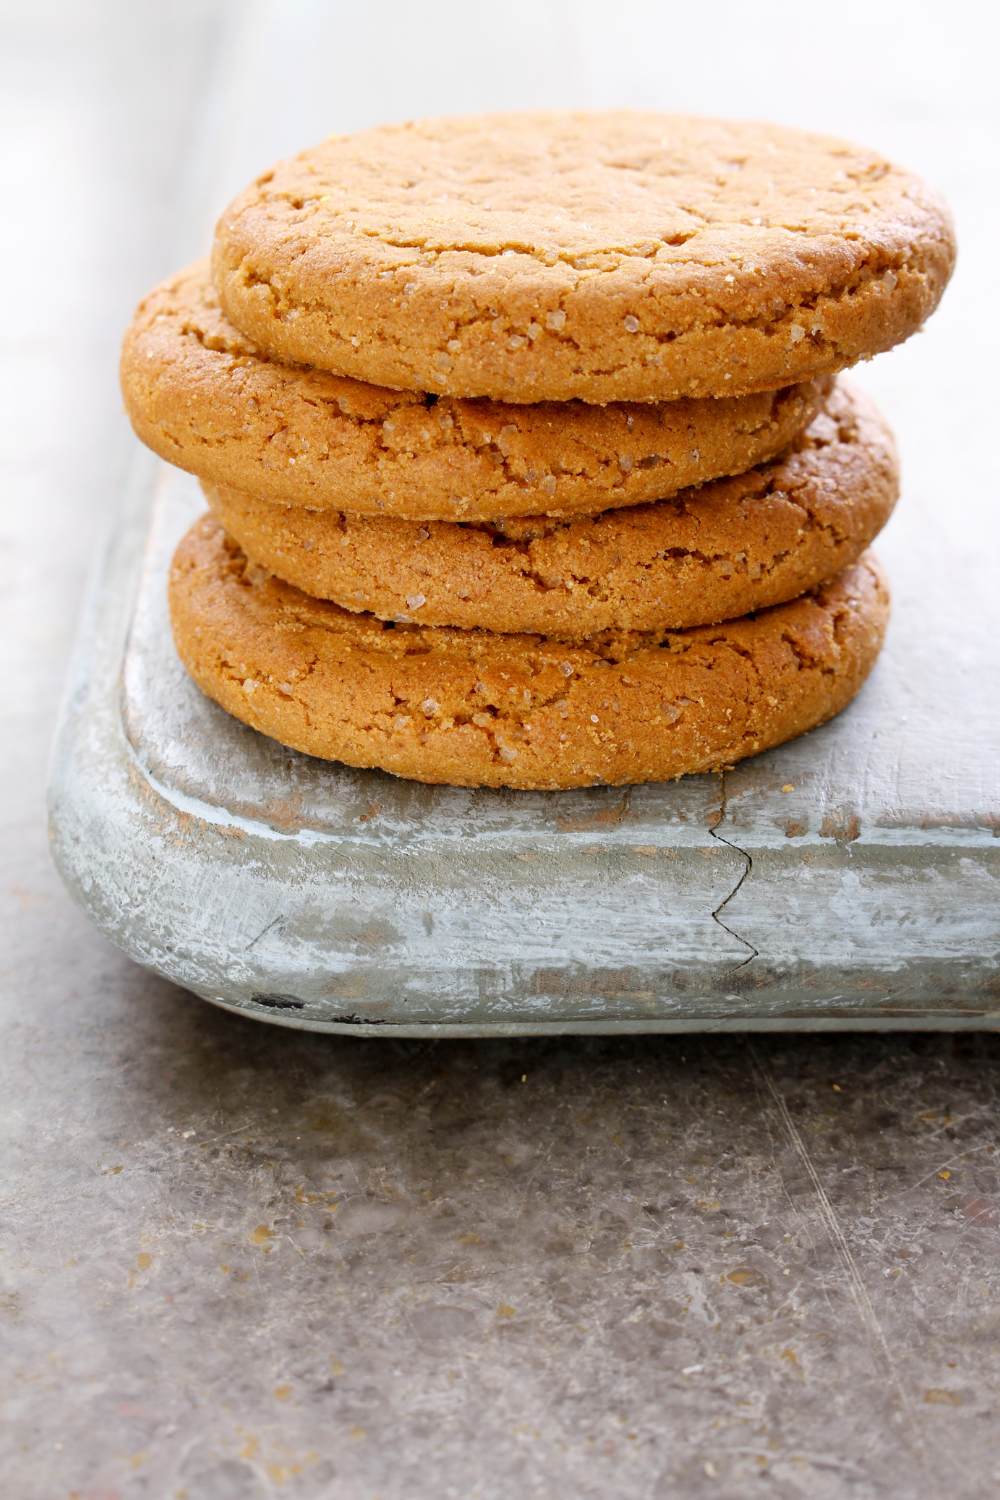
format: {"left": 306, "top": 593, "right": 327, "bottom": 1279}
{"left": 122, "top": 113, "right": 954, "bottom": 790}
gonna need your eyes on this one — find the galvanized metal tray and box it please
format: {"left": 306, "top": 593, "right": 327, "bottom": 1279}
{"left": 48, "top": 456, "right": 999, "bottom": 1034}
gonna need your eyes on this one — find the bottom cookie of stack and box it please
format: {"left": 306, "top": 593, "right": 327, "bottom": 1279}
{"left": 169, "top": 516, "right": 889, "bottom": 791}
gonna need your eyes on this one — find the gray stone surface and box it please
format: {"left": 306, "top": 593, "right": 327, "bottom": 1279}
{"left": 7, "top": 1016, "right": 1000, "bottom": 1499}
{"left": 4, "top": 2, "right": 1000, "bottom": 1496}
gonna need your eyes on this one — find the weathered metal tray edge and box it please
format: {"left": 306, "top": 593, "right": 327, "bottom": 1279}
{"left": 47, "top": 460, "right": 1000, "bottom": 1034}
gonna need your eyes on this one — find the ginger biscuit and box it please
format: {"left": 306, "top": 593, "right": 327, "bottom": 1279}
{"left": 212, "top": 112, "right": 954, "bottom": 403}
{"left": 205, "top": 381, "right": 895, "bottom": 637}
{"left": 122, "top": 261, "right": 824, "bottom": 520}
{"left": 169, "top": 515, "right": 889, "bottom": 791}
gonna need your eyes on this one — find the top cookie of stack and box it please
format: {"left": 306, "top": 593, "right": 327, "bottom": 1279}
{"left": 210, "top": 111, "right": 952, "bottom": 405}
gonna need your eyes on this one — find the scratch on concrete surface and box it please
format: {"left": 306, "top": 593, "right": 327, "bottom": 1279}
{"left": 750, "top": 1047, "right": 920, "bottom": 1438}
{"left": 708, "top": 770, "right": 758, "bottom": 971}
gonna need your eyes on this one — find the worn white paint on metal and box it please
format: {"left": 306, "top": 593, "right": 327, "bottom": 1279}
{"left": 48, "top": 460, "right": 999, "bottom": 1033}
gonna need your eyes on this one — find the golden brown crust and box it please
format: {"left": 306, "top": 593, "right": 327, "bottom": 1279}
{"left": 211, "top": 112, "right": 955, "bottom": 403}
{"left": 122, "top": 262, "right": 825, "bottom": 520}
{"left": 169, "top": 516, "right": 890, "bottom": 790}
{"left": 205, "top": 382, "right": 896, "bottom": 637}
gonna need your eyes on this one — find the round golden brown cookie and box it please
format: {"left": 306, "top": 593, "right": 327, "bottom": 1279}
{"left": 205, "top": 381, "right": 895, "bottom": 637}
{"left": 212, "top": 112, "right": 954, "bottom": 403}
{"left": 122, "top": 262, "right": 825, "bottom": 521}
{"left": 169, "top": 516, "right": 889, "bottom": 791}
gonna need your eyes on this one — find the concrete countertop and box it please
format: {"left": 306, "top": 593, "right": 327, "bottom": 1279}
{"left": 4, "top": 3, "right": 998, "bottom": 1495}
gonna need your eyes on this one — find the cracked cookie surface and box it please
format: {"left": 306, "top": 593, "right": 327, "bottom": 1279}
{"left": 211, "top": 112, "right": 954, "bottom": 403}
{"left": 205, "top": 382, "right": 896, "bottom": 637}
{"left": 122, "top": 262, "right": 824, "bottom": 520}
{"left": 169, "top": 516, "right": 889, "bottom": 790}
